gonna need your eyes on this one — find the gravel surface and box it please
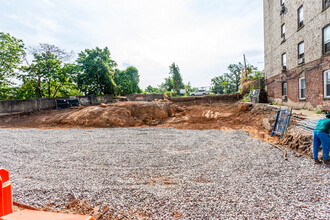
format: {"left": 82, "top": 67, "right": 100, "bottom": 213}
{"left": 0, "top": 128, "right": 329, "bottom": 219}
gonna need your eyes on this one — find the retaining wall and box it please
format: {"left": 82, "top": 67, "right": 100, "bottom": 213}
{"left": 169, "top": 93, "right": 242, "bottom": 103}
{"left": 126, "top": 94, "right": 164, "bottom": 101}
{"left": 0, "top": 94, "right": 114, "bottom": 114}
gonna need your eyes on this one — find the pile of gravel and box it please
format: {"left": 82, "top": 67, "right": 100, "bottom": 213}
{"left": 0, "top": 128, "right": 329, "bottom": 219}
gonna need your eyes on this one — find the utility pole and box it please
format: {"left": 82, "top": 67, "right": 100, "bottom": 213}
{"left": 243, "top": 54, "right": 248, "bottom": 78}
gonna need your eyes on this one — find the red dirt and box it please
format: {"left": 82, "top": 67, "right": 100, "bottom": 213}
{"left": 0, "top": 99, "right": 283, "bottom": 152}
{"left": 0, "top": 100, "right": 270, "bottom": 133}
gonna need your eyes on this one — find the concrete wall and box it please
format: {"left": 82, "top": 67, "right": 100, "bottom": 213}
{"left": 0, "top": 94, "right": 114, "bottom": 114}
{"left": 126, "top": 94, "right": 164, "bottom": 101}
{"left": 169, "top": 93, "right": 242, "bottom": 103}
{"left": 264, "top": 0, "right": 330, "bottom": 79}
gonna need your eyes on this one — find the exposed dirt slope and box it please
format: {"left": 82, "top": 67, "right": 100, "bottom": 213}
{"left": 1, "top": 99, "right": 316, "bottom": 158}
{"left": 0, "top": 101, "right": 173, "bottom": 128}
{"left": 0, "top": 100, "right": 270, "bottom": 132}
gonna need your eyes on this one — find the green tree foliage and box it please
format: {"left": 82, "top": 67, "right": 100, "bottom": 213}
{"left": 56, "top": 64, "right": 82, "bottom": 97}
{"left": 21, "top": 51, "right": 81, "bottom": 98}
{"left": 211, "top": 74, "right": 233, "bottom": 94}
{"left": 114, "top": 66, "right": 141, "bottom": 95}
{"left": 211, "top": 63, "right": 243, "bottom": 94}
{"left": 160, "top": 77, "right": 173, "bottom": 92}
{"left": 227, "top": 63, "right": 243, "bottom": 93}
{"left": 169, "top": 62, "right": 184, "bottom": 94}
{"left": 0, "top": 32, "right": 25, "bottom": 80}
{"left": 21, "top": 51, "right": 62, "bottom": 98}
{"left": 0, "top": 32, "right": 25, "bottom": 99}
{"left": 145, "top": 85, "right": 161, "bottom": 94}
{"left": 19, "top": 43, "right": 80, "bottom": 99}
{"left": 184, "top": 82, "right": 195, "bottom": 96}
{"left": 76, "top": 47, "right": 117, "bottom": 95}
{"left": 13, "top": 79, "right": 38, "bottom": 99}
{"left": 211, "top": 62, "right": 264, "bottom": 94}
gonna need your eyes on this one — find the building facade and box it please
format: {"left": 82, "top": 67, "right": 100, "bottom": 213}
{"left": 264, "top": 0, "right": 330, "bottom": 110}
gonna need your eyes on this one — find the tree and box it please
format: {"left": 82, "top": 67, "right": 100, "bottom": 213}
{"left": 21, "top": 51, "right": 62, "bottom": 98}
{"left": 184, "top": 82, "right": 195, "bottom": 95}
{"left": 76, "top": 47, "right": 117, "bottom": 95}
{"left": 169, "top": 63, "right": 184, "bottom": 94}
{"left": 145, "top": 85, "right": 161, "bottom": 94}
{"left": 28, "top": 43, "right": 74, "bottom": 62}
{"left": 114, "top": 66, "right": 141, "bottom": 95}
{"left": 211, "top": 63, "right": 243, "bottom": 94}
{"left": 160, "top": 77, "right": 173, "bottom": 92}
{"left": 0, "top": 32, "right": 25, "bottom": 79}
{"left": 211, "top": 75, "right": 227, "bottom": 94}
{"left": 13, "top": 79, "right": 38, "bottom": 99}
{"left": 227, "top": 63, "right": 243, "bottom": 93}
{"left": 0, "top": 32, "right": 25, "bottom": 99}
{"left": 19, "top": 43, "right": 79, "bottom": 98}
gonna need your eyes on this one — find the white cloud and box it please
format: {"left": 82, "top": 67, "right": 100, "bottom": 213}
{"left": 0, "top": 0, "right": 264, "bottom": 89}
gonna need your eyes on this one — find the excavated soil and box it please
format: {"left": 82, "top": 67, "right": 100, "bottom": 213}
{"left": 0, "top": 100, "right": 275, "bottom": 139}
{"left": 0, "top": 99, "right": 315, "bottom": 158}
{"left": 0, "top": 100, "right": 291, "bottom": 142}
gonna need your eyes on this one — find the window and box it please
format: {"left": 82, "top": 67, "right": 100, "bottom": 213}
{"left": 281, "top": 0, "right": 285, "bottom": 6}
{"left": 298, "top": 42, "right": 304, "bottom": 63}
{"left": 323, "top": 25, "right": 330, "bottom": 54}
{"left": 324, "top": 0, "right": 330, "bottom": 9}
{"left": 324, "top": 70, "right": 330, "bottom": 97}
{"left": 283, "top": 82, "right": 287, "bottom": 96}
{"left": 299, "top": 77, "right": 306, "bottom": 99}
{"left": 282, "top": 53, "right": 287, "bottom": 67}
{"left": 298, "top": 6, "right": 304, "bottom": 28}
{"left": 281, "top": 24, "right": 286, "bottom": 38}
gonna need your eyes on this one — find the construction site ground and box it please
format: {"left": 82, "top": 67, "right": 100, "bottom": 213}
{"left": 0, "top": 99, "right": 329, "bottom": 219}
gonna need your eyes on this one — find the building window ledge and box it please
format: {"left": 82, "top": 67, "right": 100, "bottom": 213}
{"left": 297, "top": 25, "right": 305, "bottom": 32}
{"left": 323, "top": 97, "right": 330, "bottom": 100}
{"left": 299, "top": 98, "right": 306, "bottom": 101}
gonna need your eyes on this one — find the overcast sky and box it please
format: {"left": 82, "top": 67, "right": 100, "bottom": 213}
{"left": 0, "top": 0, "right": 264, "bottom": 89}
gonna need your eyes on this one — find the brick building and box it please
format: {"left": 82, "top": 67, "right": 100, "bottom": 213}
{"left": 264, "top": 0, "right": 330, "bottom": 110}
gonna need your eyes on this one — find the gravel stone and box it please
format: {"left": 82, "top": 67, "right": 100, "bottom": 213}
{"left": 0, "top": 128, "right": 329, "bottom": 219}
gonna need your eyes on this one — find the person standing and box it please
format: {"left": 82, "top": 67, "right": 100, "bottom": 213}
{"left": 313, "top": 114, "right": 330, "bottom": 165}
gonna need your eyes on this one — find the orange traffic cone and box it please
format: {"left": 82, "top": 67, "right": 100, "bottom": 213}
{"left": 0, "top": 169, "right": 13, "bottom": 217}
{"left": 0, "top": 169, "right": 94, "bottom": 220}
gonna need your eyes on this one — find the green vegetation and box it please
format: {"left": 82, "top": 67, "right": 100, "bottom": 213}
{"left": 76, "top": 47, "right": 117, "bottom": 96}
{"left": 0, "top": 32, "right": 143, "bottom": 100}
{"left": 114, "top": 66, "right": 141, "bottom": 96}
{"left": 169, "top": 63, "right": 184, "bottom": 95}
{"left": 243, "top": 93, "right": 250, "bottom": 102}
{"left": 144, "top": 62, "right": 191, "bottom": 97}
{"left": 211, "top": 62, "right": 264, "bottom": 94}
{"left": 0, "top": 32, "right": 26, "bottom": 99}
{"left": 211, "top": 63, "right": 243, "bottom": 94}
{"left": 0, "top": 32, "right": 265, "bottom": 100}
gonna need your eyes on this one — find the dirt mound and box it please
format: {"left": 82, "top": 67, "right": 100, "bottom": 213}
{"left": 0, "top": 100, "right": 273, "bottom": 132}
{"left": 1, "top": 99, "right": 310, "bottom": 158}
{"left": 41, "top": 102, "right": 173, "bottom": 127}
{"left": 238, "top": 102, "right": 252, "bottom": 111}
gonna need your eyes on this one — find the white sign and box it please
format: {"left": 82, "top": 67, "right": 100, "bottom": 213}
{"left": 180, "top": 89, "right": 186, "bottom": 94}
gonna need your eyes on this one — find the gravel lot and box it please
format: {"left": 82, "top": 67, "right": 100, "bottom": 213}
{"left": 0, "top": 128, "right": 329, "bottom": 219}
